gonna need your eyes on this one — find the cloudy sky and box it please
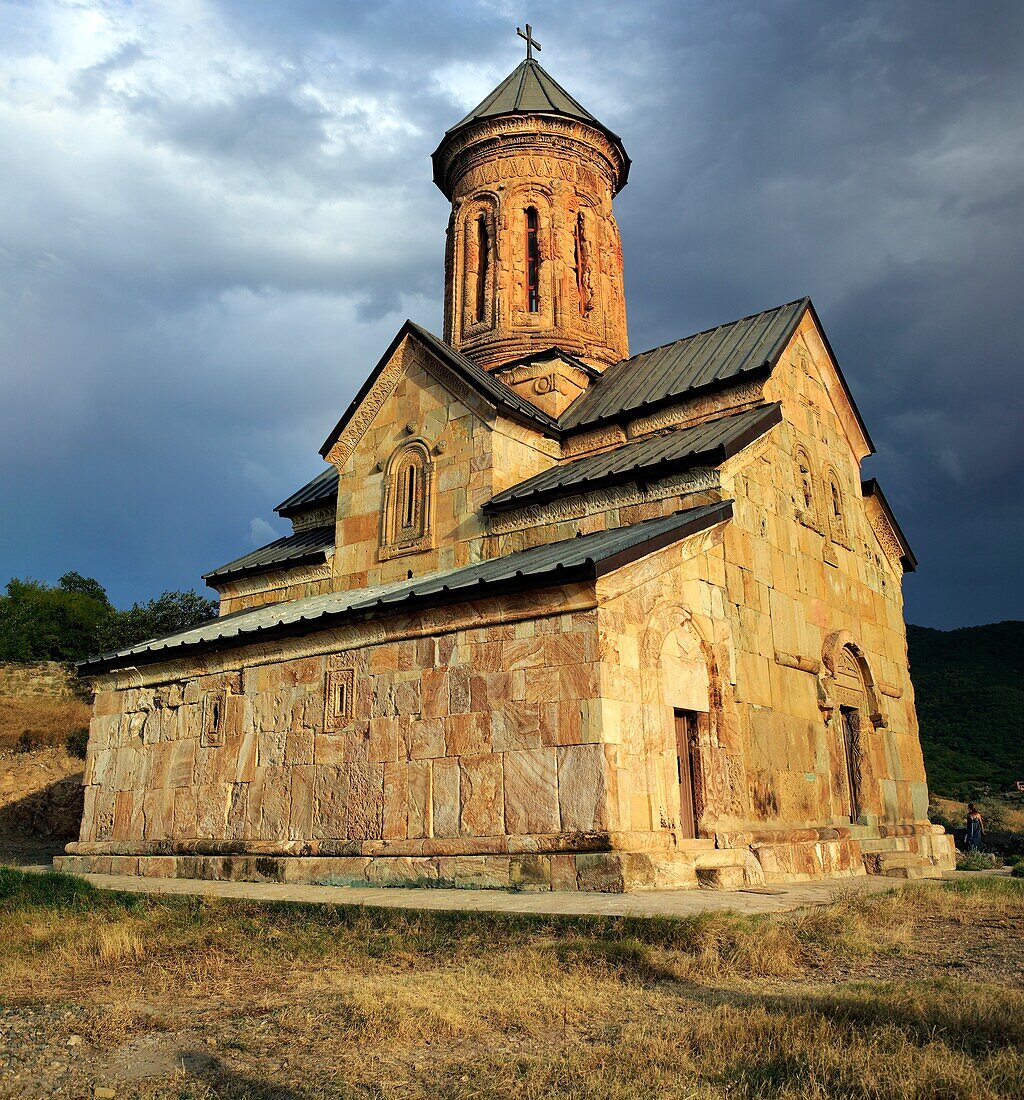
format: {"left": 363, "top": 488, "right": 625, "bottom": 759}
{"left": 1, "top": 0, "right": 1021, "bottom": 629}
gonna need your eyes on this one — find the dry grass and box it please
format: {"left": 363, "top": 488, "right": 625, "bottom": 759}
{"left": 1, "top": 869, "right": 1023, "bottom": 1098}
{"left": 0, "top": 695, "right": 91, "bottom": 753}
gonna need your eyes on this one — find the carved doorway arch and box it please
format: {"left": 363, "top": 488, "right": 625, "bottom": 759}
{"left": 640, "top": 605, "right": 713, "bottom": 836}
{"left": 820, "top": 634, "right": 879, "bottom": 824}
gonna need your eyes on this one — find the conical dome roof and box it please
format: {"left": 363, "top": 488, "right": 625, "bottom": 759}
{"left": 432, "top": 58, "right": 629, "bottom": 195}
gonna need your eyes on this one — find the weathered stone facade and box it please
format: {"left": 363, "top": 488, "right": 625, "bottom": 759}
{"left": 61, "top": 45, "right": 952, "bottom": 890}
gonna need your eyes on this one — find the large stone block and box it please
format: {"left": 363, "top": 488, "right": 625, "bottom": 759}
{"left": 503, "top": 748, "right": 559, "bottom": 835}
{"left": 346, "top": 762, "right": 385, "bottom": 840}
{"left": 557, "top": 744, "right": 608, "bottom": 832}
{"left": 432, "top": 758, "right": 460, "bottom": 839}
{"left": 459, "top": 754, "right": 503, "bottom": 837}
{"left": 312, "top": 765, "right": 348, "bottom": 840}
{"left": 383, "top": 760, "right": 409, "bottom": 841}
{"left": 407, "top": 759, "right": 433, "bottom": 839}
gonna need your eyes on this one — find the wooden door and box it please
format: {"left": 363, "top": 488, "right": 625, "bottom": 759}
{"left": 840, "top": 708, "right": 862, "bottom": 823}
{"left": 674, "top": 710, "right": 698, "bottom": 838}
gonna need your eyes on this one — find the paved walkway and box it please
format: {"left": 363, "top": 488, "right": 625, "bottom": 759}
{"left": 12, "top": 863, "right": 965, "bottom": 918}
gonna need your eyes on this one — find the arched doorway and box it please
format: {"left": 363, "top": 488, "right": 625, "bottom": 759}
{"left": 832, "top": 645, "right": 870, "bottom": 823}
{"left": 641, "top": 607, "right": 711, "bottom": 839}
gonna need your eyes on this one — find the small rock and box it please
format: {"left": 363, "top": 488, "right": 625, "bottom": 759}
{"left": 67, "top": 1035, "right": 82, "bottom": 1047}
{"left": 95, "top": 1088, "right": 117, "bottom": 1099}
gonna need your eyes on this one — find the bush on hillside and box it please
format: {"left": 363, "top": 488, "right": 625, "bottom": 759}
{"left": 956, "top": 850, "right": 1001, "bottom": 872}
{"left": 908, "top": 621, "right": 1024, "bottom": 799}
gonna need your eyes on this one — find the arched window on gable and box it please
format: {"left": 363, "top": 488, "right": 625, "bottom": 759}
{"left": 525, "top": 206, "right": 540, "bottom": 313}
{"left": 794, "top": 445, "right": 818, "bottom": 528}
{"left": 380, "top": 441, "right": 434, "bottom": 560}
{"left": 825, "top": 467, "right": 849, "bottom": 545}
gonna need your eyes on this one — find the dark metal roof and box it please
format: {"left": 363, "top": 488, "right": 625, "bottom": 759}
{"left": 431, "top": 59, "right": 630, "bottom": 196}
{"left": 275, "top": 467, "right": 338, "bottom": 517}
{"left": 861, "top": 478, "right": 917, "bottom": 572}
{"left": 560, "top": 299, "right": 808, "bottom": 432}
{"left": 320, "top": 319, "right": 559, "bottom": 459}
{"left": 202, "top": 525, "right": 334, "bottom": 584}
{"left": 79, "top": 502, "right": 732, "bottom": 675}
{"left": 487, "top": 404, "right": 782, "bottom": 513}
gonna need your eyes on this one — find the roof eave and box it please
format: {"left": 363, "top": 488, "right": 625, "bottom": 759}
{"left": 76, "top": 505, "right": 733, "bottom": 677}
{"left": 431, "top": 112, "right": 630, "bottom": 199}
{"left": 202, "top": 547, "right": 332, "bottom": 588}
{"left": 485, "top": 405, "right": 781, "bottom": 514}
{"left": 861, "top": 478, "right": 917, "bottom": 572}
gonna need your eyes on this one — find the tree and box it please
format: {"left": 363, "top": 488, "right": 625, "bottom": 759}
{"left": 105, "top": 590, "right": 218, "bottom": 650}
{"left": 59, "top": 572, "right": 112, "bottom": 607}
{"left": 0, "top": 574, "right": 218, "bottom": 663}
{"left": 0, "top": 576, "right": 111, "bottom": 662}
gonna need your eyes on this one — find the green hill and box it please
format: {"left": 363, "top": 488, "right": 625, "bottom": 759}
{"left": 907, "top": 621, "right": 1024, "bottom": 799}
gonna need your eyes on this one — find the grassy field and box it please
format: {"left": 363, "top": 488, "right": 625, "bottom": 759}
{"left": 1, "top": 869, "right": 1023, "bottom": 1098}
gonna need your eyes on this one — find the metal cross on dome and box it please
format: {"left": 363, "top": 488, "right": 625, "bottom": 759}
{"left": 517, "top": 23, "right": 541, "bottom": 60}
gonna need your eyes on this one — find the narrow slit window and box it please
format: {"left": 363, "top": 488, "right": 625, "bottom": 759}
{"left": 403, "top": 463, "right": 417, "bottom": 528}
{"left": 795, "top": 446, "right": 817, "bottom": 526}
{"left": 525, "top": 207, "right": 540, "bottom": 313}
{"left": 574, "top": 212, "right": 588, "bottom": 315}
{"left": 475, "top": 214, "right": 489, "bottom": 323}
{"left": 829, "top": 474, "right": 848, "bottom": 542}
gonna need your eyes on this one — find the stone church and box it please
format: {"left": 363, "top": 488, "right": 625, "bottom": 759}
{"left": 62, "top": 36, "right": 954, "bottom": 891}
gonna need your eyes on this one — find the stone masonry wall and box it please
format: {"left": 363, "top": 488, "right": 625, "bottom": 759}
{"left": 722, "top": 312, "right": 930, "bottom": 836}
{"left": 75, "top": 587, "right": 623, "bottom": 858}
{"left": 0, "top": 662, "right": 91, "bottom": 701}
{"left": 325, "top": 335, "right": 558, "bottom": 595}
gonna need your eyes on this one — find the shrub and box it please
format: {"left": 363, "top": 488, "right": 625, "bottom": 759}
{"left": 65, "top": 727, "right": 89, "bottom": 759}
{"left": 15, "top": 729, "right": 43, "bottom": 753}
{"left": 956, "top": 850, "right": 1001, "bottom": 871}
{"left": 1012, "top": 863, "right": 1024, "bottom": 878}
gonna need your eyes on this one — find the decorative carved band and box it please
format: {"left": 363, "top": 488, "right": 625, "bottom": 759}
{"left": 562, "top": 424, "right": 627, "bottom": 458}
{"left": 487, "top": 468, "right": 721, "bottom": 535}
{"left": 627, "top": 380, "right": 765, "bottom": 439}
{"left": 870, "top": 511, "right": 905, "bottom": 573}
{"left": 292, "top": 506, "right": 335, "bottom": 533}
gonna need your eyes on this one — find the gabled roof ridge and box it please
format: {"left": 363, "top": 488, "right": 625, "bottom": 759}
{"left": 319, "top": 319, "right": 560, "bottom": 458}
{"left": 618, "top": 296, "right": 810, "bottom": 366}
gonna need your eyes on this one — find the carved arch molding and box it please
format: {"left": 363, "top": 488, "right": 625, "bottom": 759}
{"left": 640, "top": 604, "right": 746, "bottom": 828}
{"left": 817, "top": 629, "right": 886, "bottom": 728}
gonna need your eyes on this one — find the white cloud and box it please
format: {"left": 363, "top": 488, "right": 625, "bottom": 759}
{"left": 248, "top": 516, "right": 282, "bottom": 547}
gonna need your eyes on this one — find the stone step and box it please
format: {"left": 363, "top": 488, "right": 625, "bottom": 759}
{"left": 696, "top": 864, "right": 746, "bottom": 890}
{"left": 863, "top": 850, "right": 934, "bottom": 879}
{"left": 694, "top": 848, "right": 749, "bottom": 869}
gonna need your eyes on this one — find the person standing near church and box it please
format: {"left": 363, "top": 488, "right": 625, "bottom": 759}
{"left": 965, "top": 804, "right": 985, "bottom": 852}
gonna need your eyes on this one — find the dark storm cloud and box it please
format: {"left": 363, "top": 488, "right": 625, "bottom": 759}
{"left": 1, "top": 0, "right": 1021, "bottom": 627}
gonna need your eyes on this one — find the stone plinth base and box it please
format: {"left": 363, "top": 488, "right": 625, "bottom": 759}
{"left": 54, "top": 825, "right": 955, "bottom": 893}
{"left": 54, "top": 844, "right": 760, "bottom": 893}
